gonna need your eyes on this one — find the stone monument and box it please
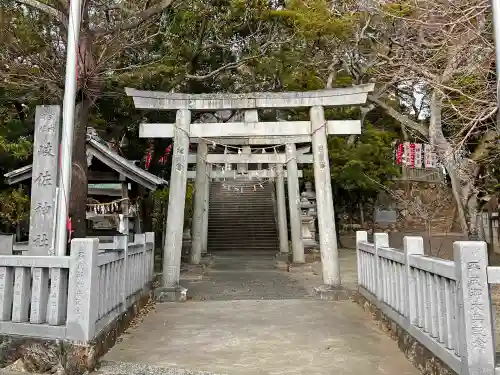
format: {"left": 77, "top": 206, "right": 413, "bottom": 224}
{"left": 29, "top": 106, "right": 61, "bottom": 256}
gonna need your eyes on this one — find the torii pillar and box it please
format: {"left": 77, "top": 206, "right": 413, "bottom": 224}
{"left": 275, "top": 163, "right": 289, "bottom": 255}
{"left": 286, "top": 143, "right": 304, "bottom": 263}
{"left": 157, "top": 109, "right": 190, "bottom": 301}
{"left": 201, "top": 162, "right": 211, "bottom": 254}
{"left": 191, "top": 140, "right": 208, "bottom": 264}
{"left": 311, "top": 106, "right": 341, "bottom": 291}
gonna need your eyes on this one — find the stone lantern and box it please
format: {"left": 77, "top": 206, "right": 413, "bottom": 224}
{"left": 300, "top": 189, "right": 318, "bottom": 249}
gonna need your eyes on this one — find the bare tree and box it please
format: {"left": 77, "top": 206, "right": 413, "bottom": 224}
{"left": 363, "top": 0, "right": 497, "bottom": 236}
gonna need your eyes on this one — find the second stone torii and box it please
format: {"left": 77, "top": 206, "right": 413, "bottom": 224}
{"left": 189, "top": 145, "right": 311, "bottom": 265}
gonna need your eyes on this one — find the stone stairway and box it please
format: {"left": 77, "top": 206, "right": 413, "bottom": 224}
{"left": 207, "top": 179, "right": 280, "bottom": 252}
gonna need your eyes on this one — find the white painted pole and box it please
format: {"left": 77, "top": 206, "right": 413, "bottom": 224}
{"left": 191, "top": 141, "right": 208, "bottom": 264}
{"left": 311, "top": 106, "right": 340, "bottom": 287}
{"left": 492, "top": 0, "right": 500, "bottom": 100}
{"left": 285, "top": 143, "right": 304, "bottom": 263}
{"left": 54, "top": 0, "right": 82, "bottom": 256}
{"left": 275, "top": 164, "right": 289, "bottom": 254}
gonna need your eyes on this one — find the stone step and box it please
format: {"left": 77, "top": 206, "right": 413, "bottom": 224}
{"left": 208, "top": 226, "right": 276, "bottom": 230}
{"left": 208, "top": 241, "right": 279, "bottom": 245}
{"left": 208, "top": 180, "right": 278, "bottom": 253}
{"left": 210, "top": 203, "right": 272, "bottom": 205}
{"left": 208, "top": 219, "right": 275, "bottom": 222}
{"left": 207, "top": 246, "right": 280, "bottom": 251}
{"left": 207, "top": 245, "right": 279, "bottom": 252}
{"left": 207, "top": 229, "right": 279, "bottom": 234}
{"left": 208, "top": 232, "right": 278, "bottom": 236}
{"left": 207, "top": 225, "right": 277, "bottom": 229}
{"left": 208, "top": 206, "right": 274, "bottom": 210}
{"left": 207, "top": 236, "right": 278, "bottom": 244}
{"left": 211, "top": 191, "right": 274, "bottom": 194}
{"left": 210, "top": 201, "right": 272, "bottom": 204}
{"left": 208, "top": 232, "right": 279, "bottom": 236}
{"left": 208, "top": 239, "right": 279, "bottom": 243}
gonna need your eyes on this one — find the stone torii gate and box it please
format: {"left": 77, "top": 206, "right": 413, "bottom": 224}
{"left": 186, "top": 158, "right": 305, "bottom": 262}
{"left": 189, "top": 146, "right": 310, "bottom": 265}
{"left": 126, "top": 84, "right": 374, "bottom": 300}
{"left": 185, "top": 146, "right": 309, "bottom": 261}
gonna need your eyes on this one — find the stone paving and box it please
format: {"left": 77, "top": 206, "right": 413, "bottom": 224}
{"left": 96, "top": 249, "right": 420, "bottom": 375}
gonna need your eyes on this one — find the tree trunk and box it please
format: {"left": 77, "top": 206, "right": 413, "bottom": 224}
{"left": 69, "top": 98, "right": 91, "bottom": 238}
{"left": 428, "top": 90, "right": 469, "bottom": 234}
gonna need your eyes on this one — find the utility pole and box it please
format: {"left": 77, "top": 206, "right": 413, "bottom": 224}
{"left": 493, "top": 0, "right": 500, "bottom": 102}
{"left": 54, "top": 0, "right": 82, "bottom": 256}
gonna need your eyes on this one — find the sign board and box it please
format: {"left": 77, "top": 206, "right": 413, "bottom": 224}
{"left": 374, "top": 208, "right": 397, "bottom": 224}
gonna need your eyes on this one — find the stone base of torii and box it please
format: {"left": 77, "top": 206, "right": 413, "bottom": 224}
{"left": 125, "top": 84, "right": 375, "bottom": 301}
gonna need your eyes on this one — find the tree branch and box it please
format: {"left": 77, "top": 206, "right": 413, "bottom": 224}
{"left": 15, "top": 0, "right": 67, "bottom": 26}
{"left": 368, "top": 94, "right": 429, "bottom": 138}
{"left": 185, "top": 54, "right": 264, "bottom": 81}
{"left": 93, "top": 0, "right": 175, "bottom": 36}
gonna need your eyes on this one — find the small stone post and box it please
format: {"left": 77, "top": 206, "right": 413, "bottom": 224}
{"left": 454, "top": 241, "right": 495, "bottom": 375}
{"left": 275, "top": 164, "right": 289, "bottom": 254}
{"left": 201, "top": 163, "right": 210, "bottom": 254}
{"left": 404, "top": 236, "right": 424, "bottom": 324}
{"left": 66, "top": 238, "right": 98, "bottom": 342}
{"left": 310, "top": 106, "right": 339, "bottom": 286}
{"left": 0, "top": 234, "right": 14, "bottom": 255}
{"left": 159, "top": 109, "right": 190, "bottom": 300}
{"left": 356, "top": 231, "right": 368, "bottom": 286}
{"left": 191, "top": 140, "right": 208, "bottom": 264}
{"left": 373, "top": 232, "right": 389, "bottom": 299}
{"left": 285, "top": 143, "right": 304, "bottom": 263}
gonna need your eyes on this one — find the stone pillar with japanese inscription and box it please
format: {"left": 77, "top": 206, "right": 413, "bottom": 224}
{"left": 156, "top": 109, "right": 191, "bottom": 302}
{"left": 311, "top": 106, "right": 340, "bottom": 288}
{"left": 29, "top": 106, "right": 61, "bottom": 256}
{"left": 454, "top": 241, "right": 495, "bottom": 375}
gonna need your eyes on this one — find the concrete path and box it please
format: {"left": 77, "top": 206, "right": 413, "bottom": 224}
{"left": 97, "top": 250, "right": 420, "bottom": 375}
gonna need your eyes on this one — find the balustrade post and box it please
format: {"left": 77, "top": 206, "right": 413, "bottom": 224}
{"left": 355, "top": 231, "right": 368, "bottom": 286}
{"left": 373, "top": 233, "right": 389, "bottom": 299}
{"left": 404, "top": 236, "right": 424, "bottom": 323}
{"left": 66, "top": 238, "right": 98, "bottom": 342}
{"left": 146, "top": 232, "right": 155, "bottom": 282}
{"left": 454, "top": 241, "right": 495, "bottom": 375}
{"left": 114, "top": 235, "right": 128, "bottom": 311}
{"left": 135, "top": 233, "right": 146, "bottom": 287}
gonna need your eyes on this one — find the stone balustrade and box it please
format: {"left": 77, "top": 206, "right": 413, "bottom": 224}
{"left": 0, "top": 232, "right": 154, "bottom": 343}
{"left": 356, "top": 231, "right": 497, "bottom": 375}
